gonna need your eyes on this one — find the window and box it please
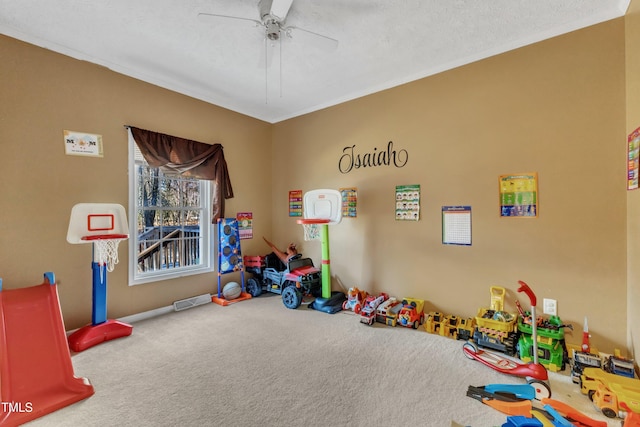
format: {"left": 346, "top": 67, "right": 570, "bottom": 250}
{"left": 128, "top": 141, "right": 213, "bottom": 285}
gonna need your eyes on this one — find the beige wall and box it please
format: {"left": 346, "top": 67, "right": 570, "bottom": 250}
{"left": 0, "top": 36, "right": 272, "bottom": 329}
{"left": 273, "top": 19, "right": 628, "bottom": 353}
{"left": 0, "top": 16, "right": 633, "bottom": 355}
{"left": 627, "top": 0, "right": 640, "bottom": 362}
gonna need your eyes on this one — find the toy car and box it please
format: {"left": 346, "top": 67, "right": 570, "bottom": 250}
{"left": 397, "top": 298, "right": 425, "bottom": 329}
{"left": 342, "top": 286, "right": 367, "bottom": 314}
{"left": 243, "top": 253, "right": 321, "bottom": 309}
{"left": 376, "top": 298, "right": 402, "bottom": 326}
{"left": 359, "top": 293, "right": 389, "bottom": 325}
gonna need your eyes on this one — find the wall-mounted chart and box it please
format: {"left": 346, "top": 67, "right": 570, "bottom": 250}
{"left": 395, "top": 184, "right": 420, "bottom": 221}
{"left": 442, "top": 206, "right": 471, "bottom": 246}
{"left": 499, "top": 173, "right": 538, "bottom": 218}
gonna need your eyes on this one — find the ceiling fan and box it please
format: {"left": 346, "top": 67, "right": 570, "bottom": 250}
{"left": 198, "top": 0, "right": 339, "bottom": 100}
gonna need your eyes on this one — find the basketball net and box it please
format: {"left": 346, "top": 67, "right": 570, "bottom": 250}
{"left": 302, "top": 223, "right": 321, "bottom": 241}
{"left": 94, "top": 238, "right": 123, "bottom": 272}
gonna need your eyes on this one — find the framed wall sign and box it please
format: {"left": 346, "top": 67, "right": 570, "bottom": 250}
{"left": 64, "top": 130, "right": 103, "bottom": 157}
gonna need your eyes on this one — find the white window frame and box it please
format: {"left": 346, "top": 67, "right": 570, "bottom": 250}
{"left": 128, "top": 131, "right": 214, "bottom": 286}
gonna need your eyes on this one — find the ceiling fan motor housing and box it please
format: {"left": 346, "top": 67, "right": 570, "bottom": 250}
{"left": 265, "top": 20, "right": 280, "bottom": 40}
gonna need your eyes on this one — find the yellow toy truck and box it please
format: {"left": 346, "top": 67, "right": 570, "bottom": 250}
{"left": 424, "top": 311, "right": 445, "bottom": 334}
{"left": 472, "top": 286, "right": 518, "bottom": 356}
{"left": 580, "top": 367, "right": 640, "bottom": 419}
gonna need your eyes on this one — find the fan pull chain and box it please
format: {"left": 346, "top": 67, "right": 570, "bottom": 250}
{"left": 279, "top": 37, "right": 283, "bottom": 99}
{"left": 265, "top": 37, "right": 269, "bottom": 104}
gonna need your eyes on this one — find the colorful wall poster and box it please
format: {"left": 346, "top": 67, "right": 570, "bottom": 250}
{"left": 289, "top": 190, "right": 303, "bottom": 217}
{"left": 628, "top": 126, "right": 640, "bottom": 190}
{"left": 340, "top": 187, "right": 357, "bottom": 218}
{"left": 237, "top": 212, "right": 253, "bottom": 239}
{"left": 63, "top": 130, "right": 103, "bottom": 157}
{"left": 395, "top": 184, "right": 420, "bottom": 221}
{"left": 442, "top": 206, "right": 471, "bottom": 246}
{"left": 499, "top": 173, "right": 538, "bottom": 217}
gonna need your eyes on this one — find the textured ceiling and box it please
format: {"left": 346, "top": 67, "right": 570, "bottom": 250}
{"left": 0, "top": 0, "right": 631, "bottom": 123}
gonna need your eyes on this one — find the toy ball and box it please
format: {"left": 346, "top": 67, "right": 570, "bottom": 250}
{"left": 222, "top": 282, "right": 241, "bottom": 300}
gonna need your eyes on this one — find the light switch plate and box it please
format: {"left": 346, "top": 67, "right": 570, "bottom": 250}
{"left": 543, "top": 298, "right": 557, "bottom": 316}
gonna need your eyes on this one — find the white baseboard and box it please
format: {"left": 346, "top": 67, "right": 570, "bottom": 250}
{"left": 118, "top": 305, "right": 174, "bottom": 324}
{"left": 66, "top": 300, "right": 200, "bottom": 336}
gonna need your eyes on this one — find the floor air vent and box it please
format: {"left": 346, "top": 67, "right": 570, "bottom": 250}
{"left": 173, "top": 294, "right": 211, "bottom": 311}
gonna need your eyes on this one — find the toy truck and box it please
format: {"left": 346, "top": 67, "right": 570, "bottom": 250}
{"left": 472, "top": 286, "right": 518, "bottom": 356}
{"left": 571, "top": 351, "right": 602, "bottom": 384}
{"left": 604, "top": 351, "right": 636, "bottom": 379}
{"left": 375, "top": 297, "right": 402, "bottom": 326}
{"left": 517, "top": 313, "right": 569, "bottom": 372}
{"left": 424, "top": 311, "right": 445, "bottom": 334}
{"left": 580, "top": 367, "right": 640, "bottom": 419}
{"left": 243, "top": 254, "right": 322, "bottom": 309}
{"left": 454, "top": 317, "right": 475, "bottom": 341}
{"left": 397, "top": 298, "right": 425, "bottom": 329}
{"left": 440, "top": 315, "right": 463, "bottom": 339}
{"left": 359, "top": 293, "right": 389, "bottom": 325}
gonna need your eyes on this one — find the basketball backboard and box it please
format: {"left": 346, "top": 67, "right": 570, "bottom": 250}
{"left": 67, "top": 203, "right": 129, "bottom": 244}
{"left": 303, "top": 189, "right": 342, "bottom": 225}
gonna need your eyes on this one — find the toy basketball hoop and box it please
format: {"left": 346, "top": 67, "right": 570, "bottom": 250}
{"left": 67, "top": 203, "right": 129, "bottom": 270}
{"left": 66, "top": 203, "right": 132, "bottom": 352}
{"left": 81, "top": 234, "right": 127, "bottom": 272}
{"left": 299, "top": 218, "right": 329, "bottom": 241}
{"left": 298, "top": 189, "right": 341, "bottom": 298}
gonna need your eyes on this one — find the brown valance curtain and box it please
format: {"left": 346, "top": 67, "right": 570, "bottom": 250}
{"left": 129, "top": 126, "right": 233, "bottom": 222}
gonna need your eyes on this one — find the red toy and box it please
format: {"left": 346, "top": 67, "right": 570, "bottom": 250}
{"left": 0, "top": 273, "right": 94, "bottom": 426}
{"left": 397, "top": 298, "right": 425, "bottom": 329}
{"left": 359, "top": 293, "right": 389, "bottom": 325}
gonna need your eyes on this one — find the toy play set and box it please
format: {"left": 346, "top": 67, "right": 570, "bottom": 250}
{"left": 457, "top": 282, "right": 640, "bottom": 423}
{"left": 6, "top": 190, "right": 639, "bottom": 426}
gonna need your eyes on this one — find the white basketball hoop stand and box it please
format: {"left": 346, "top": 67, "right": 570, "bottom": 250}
{"left": 66, "top": 203, "right": 132, "bottom": 352}
{"left": 297, "top": 189, "right": 342, "bottom": 299}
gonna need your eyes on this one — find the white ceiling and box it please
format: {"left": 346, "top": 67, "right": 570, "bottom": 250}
{"left": 0, "top": 0, "right": 631, "bottom": 123}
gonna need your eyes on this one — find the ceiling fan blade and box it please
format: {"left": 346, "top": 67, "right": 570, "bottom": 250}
{"left": 285, "top": 26, "right": 339, "bottom": 51}
{"left": 269, "top": 0, "right": 294, "bottom": 21}
{"left": 197, "top": 12, "right": 261, "bottom": 27}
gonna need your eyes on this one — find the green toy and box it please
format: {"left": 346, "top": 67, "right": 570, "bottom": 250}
{"left": 517, "top": 313, "right": 570, "bottom": 372}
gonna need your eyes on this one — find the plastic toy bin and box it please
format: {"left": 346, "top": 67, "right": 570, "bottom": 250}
{"left": 475, "top": 286, "right": 516, "bottom": 333}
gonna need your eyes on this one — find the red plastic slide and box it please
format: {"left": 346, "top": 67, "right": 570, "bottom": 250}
{"left": 0, "top": 273, "right": 94, "bottom": 426}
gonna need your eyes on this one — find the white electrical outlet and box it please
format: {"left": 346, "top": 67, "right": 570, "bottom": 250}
{"left": 543, "top": 298, "right": 557, "bottom": 316}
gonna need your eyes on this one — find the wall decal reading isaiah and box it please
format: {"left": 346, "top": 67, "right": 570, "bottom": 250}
{"left": 338, "top": 141, "right": 408, "bottom": 174}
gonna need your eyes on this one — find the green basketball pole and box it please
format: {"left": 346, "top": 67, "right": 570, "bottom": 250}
{"left": 299, "top": 218, "right": 332, "bottom": 299}
{"left": 320, "top": 223, "right": 331, "bottom": 299}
